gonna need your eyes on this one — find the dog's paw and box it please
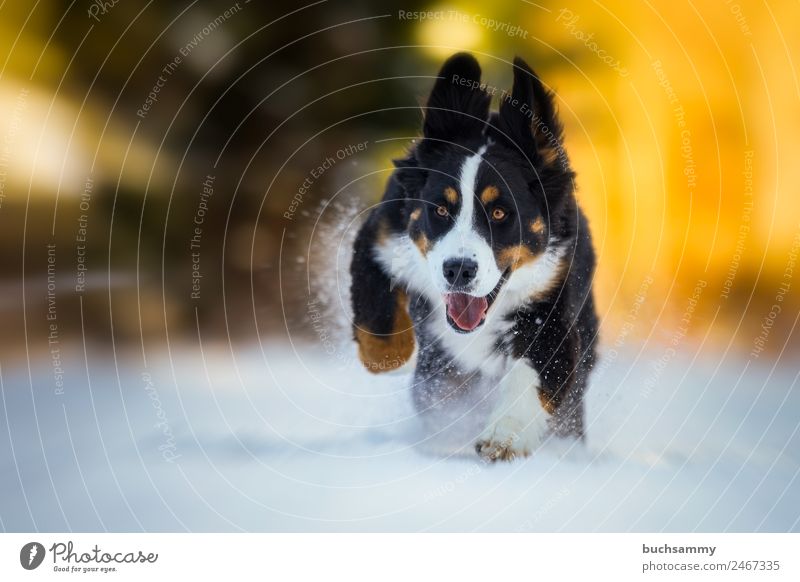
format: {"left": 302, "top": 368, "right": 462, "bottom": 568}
{"left": 475, "top": 417, "right": 535, "bottom": 462}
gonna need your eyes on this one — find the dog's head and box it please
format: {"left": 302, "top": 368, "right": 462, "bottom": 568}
{"left": 396, "top": 53, "right": 574, "bottom": 333}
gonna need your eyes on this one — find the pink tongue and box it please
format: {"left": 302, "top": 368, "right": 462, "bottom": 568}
{"left": 445, "top": 293, "right": 488, "bottom": 331}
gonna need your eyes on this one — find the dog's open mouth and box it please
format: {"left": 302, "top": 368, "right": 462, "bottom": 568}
{"left": 444, "top": 272, "right": 508, "bottom": 333}
{"left": 445, "top": 293, "right": 488, "bottom": 332}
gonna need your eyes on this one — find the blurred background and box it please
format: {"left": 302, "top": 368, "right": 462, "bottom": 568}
{"left": 0, "top": 0, "right": 798, "bottom": 359}
{"left": 1, "top": 0, "right": 798, "bottom": 363}
{"left": 1, "top": 0, "right": 799, "bottom": 533}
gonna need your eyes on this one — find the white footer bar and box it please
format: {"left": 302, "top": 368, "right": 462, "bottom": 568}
{"left": 1, "top": 533, "right": 797, "bottom": 581}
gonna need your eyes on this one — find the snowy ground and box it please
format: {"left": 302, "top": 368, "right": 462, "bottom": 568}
{"left": 1, "top": 339, "right": 798, "bottom": 532}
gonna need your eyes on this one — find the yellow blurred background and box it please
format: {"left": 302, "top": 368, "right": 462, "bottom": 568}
{"left": 0, "top": 0, "right": 798, "bottom": 358}
{"left": 411, "top": 0, "right": 800, "bottom": 354}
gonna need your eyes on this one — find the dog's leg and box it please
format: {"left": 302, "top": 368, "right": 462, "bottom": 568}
{"left": 350, "top": 213, "right": 415, "bottom": 373}
{"left": 533, "top": 324, "right": 587, "bottom": 440}
{"left": 475, "top": 361, "right": 550, "bottom": 461}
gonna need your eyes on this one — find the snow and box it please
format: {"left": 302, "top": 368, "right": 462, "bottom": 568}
{"left": 1, "top": 338, "right": 798, "bottom": 532}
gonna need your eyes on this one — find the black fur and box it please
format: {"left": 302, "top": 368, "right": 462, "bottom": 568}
{"left": 350, "top": 170, "right": 407, "bottom": 338}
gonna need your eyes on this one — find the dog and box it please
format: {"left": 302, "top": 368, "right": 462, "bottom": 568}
{"left": 349, "top": 53, "right": 598, "bottom": 461}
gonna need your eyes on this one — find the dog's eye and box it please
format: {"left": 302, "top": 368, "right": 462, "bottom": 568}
{"left": 491, "top": 207, "right": 507, "bottom": 221}
{"left": 435, "top": 205, "right": 449, "bottom": 217}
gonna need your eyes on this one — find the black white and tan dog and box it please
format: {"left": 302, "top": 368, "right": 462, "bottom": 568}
{"left": 349, "top": 53, "right": 598, "bottom": 461}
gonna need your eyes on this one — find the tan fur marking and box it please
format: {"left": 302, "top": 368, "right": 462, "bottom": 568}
{"left": 355, "top": 291, "right": 415, "bottom": 374}
{"left": 375, "top": 219, "right": 389, "bottom": 246}
{"left": 530, "top": 217, "right": 545, "bottom": 235}
{"left": 497, "top": 244, "right": 538, "bottom": 272}
{"left": 409, "top": 208, "right": 422, "bottom": 222}
{"left": 444, "top": 186, "right": 458, "bottom": 205}
{"left": 480, "top": 186, "right": 500, "bottom": 204}
{"left": 538, "top": 393, "right": 557, "bottom": 415}
{"left": 412, "top": 232, "right": 429, "bottom": 256}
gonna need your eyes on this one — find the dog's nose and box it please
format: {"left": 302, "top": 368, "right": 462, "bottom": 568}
{"left": 443, "top": 258, "right": 478, "bottom": 288}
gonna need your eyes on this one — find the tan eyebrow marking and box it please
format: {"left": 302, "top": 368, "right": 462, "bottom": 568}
{"left": 444, "top": 187, "right": 458, "bottom": 205}
{"left": 530, "top": 217, "right": 545, "bottom": 235}
{"left": 480, "top": 186, "right": 500, "bottom": 204}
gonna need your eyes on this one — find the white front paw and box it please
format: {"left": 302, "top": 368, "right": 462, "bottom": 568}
{"left": 475, "top": 363, "right": 550, "bottom": 462}
{"left": 475, "top": 415, "right": 544, "bottom": 462}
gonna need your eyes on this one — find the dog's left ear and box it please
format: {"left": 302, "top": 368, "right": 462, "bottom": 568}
{"left": 496, "top": 56, "right": 566, "bottom": 170}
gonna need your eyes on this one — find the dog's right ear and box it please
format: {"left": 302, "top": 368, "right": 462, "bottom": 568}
{"left": 422, "top": 52, "right": 491, "bottom": 143}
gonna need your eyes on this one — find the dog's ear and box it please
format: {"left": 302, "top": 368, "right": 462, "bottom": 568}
{"left": 496, "top": 56, "right": 566, "bottom": 170}
{"left": 422, "top": 52, "right": 491, "bottom": 143}
{"left": 349, "top": 208, "right": 415, "bottom": 374}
